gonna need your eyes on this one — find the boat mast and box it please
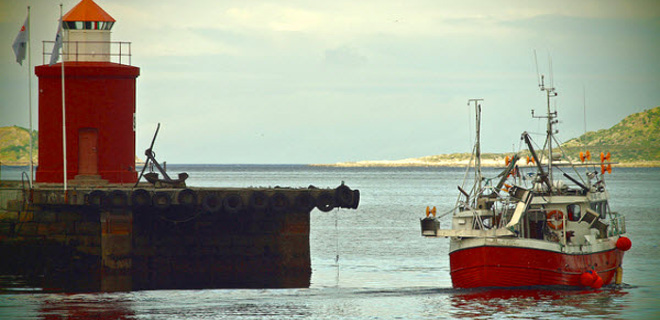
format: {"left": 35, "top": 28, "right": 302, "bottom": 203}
{"left": 532, "top": 75, "right": 557, "bottom": 184}
{"left": 468, "top": 99, "right": 484, "bottom": 192}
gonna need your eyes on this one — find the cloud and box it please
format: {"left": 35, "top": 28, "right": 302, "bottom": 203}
{"left": 324, "top": 46, "right": 367, "bottom": 67}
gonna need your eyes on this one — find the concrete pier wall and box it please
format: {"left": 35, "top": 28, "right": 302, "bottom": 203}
{"left": 0, "top": 182, "right": 359, "bottom": 291}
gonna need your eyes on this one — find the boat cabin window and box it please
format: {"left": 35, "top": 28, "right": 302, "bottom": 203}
{"left": 590, "top": 201, "right": 608, "bottom": 219}
{"left": 567, "top": 204, "right": 581, "bottom": 221}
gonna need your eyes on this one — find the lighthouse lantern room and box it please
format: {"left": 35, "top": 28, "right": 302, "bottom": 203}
{"left": 61, "top": 0, "right": 116, "bottom": 62}
{"left": 35, "top": 0, "right": 140, "bottom": 184}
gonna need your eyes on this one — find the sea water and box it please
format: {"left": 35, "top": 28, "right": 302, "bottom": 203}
{"left": 0, "top": 165, "right": 659, "bottom": 319}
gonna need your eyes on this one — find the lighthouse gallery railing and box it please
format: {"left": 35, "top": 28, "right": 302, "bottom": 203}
{"left": 42, "top": 40, "right": 132, "bottom": 66}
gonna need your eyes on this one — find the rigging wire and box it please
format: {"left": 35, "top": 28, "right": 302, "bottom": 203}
{"left": 551, "top": 135, "right": 588, "bottom": 185}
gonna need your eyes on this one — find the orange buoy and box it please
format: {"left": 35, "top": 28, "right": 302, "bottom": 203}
{"left": 526, "top": 156, "right": 536, "bottom": 165}
{"left": 600, "top": 151, "right": 611, "bottom": 163}
{"left": 431, "top": 206, "right": 437, "bottom": 217}
{"left": 425, "top": 206, "right": 430, "bottom": 217}
{"left": 546, "top": 210, "right": 564, "bottom": 230}
{"left": 591, "top": 275, "right": 604, "bottom": 289}
{"left": 505, "top": 156, "right": 511, "bottom": 166}
{"left": 580, "top": 271, "right": 595, "bottom": 287}
{"left": 616, "top": 236, "right": 632, "bottom": 251}
{"left": 579, "top": 152, "right": 586, "bottom": 163}
{"left": 586, "top": 150, "right": 591, "bottom": 160}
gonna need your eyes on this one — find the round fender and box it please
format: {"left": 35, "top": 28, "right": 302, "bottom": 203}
{"left": 153, "top": 191, "right": 172, "bottom": 210}
{"left": 177, "top": 188, "right": 198, "bottom": 207}
{"left": 316, "top": 192, "right": 335, "bottom": 212}
{"left": 87, "top": 190, "right": 105, "bottom": 207}
{"left": 131, "top": 189, "right": 151, "bottom": 207}
{"left": 269, "top": 192, "right": 290, "bottom": 212}
{"left": 335, "top": 185, "right": 353, "bottom": 208}
{"left": 616, "top": 236, "right": 632, "bottom": 251}
{"left": 249, "top": 191, "right": 269, "bottom": 211}
{"left": 109, "top": 190, "right": 128, "bottom": 208}
{"left": 350, "top": 190, "right": 360, "bottom": 209}
{"left": 202, "top": 193, "right": 222, "bottom": 213}
{"left": 294, "top": 192, "right": 316, "bottom": 211}
{"left": 223, "top": 193, "right": 243, "bottom": 214}
{"left": 546, "top": 210, "right": 564, "bottom": 230}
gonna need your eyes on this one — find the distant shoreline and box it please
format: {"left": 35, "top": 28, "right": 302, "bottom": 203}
{"left": 310, "top": 159, "right": 660, "bottom": 168}
{"left": 2, "top": 160, "right": 659, "bottom": 168}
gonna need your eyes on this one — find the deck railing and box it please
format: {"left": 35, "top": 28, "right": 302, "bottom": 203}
{"left": 42, "top": 40, "right": 132, "bottom": 65}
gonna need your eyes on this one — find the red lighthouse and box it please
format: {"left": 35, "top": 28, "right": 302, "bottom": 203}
{"left": 35, "top": 0, "right": 139, "bottom": 184}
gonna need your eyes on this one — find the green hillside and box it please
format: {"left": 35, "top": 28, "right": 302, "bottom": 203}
{"left": 561, "top": 106, "right": 660, "bottom": 165}
{"left": 0, "top": 126, "right": 38, "bottom": 166}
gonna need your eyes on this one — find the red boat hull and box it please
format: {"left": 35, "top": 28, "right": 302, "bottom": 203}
{"left": 450, "top": 245, "right": 624, "bottom": 288}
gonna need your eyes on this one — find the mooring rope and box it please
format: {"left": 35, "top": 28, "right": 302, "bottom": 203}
{"left": 334, "top": 206, "right": 340, "bottom": 287}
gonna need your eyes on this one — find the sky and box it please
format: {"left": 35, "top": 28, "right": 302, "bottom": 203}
{"left": 1, "top": 0, "right": 659, "bottom": 164}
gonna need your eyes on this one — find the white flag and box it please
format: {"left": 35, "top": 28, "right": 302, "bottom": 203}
{"left": 12, "top": 16, "right": 28, "bottom": 65}
{"left": 49, "top": 21, "right": 63, "bottom": 66}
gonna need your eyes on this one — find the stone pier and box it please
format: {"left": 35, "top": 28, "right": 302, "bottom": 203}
{"left": 0, "top": 181, "right": 359, "bottom": 291}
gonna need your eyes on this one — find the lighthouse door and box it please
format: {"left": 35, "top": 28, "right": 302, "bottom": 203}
{"left": 78, "top": 128, "right": 98, "bottom": 175}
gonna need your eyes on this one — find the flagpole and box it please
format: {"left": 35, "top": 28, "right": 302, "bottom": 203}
{"left": 27, "top": 6, "right": 34, "bottom": 188}
{"left": 59, "top": 4, "right": 67, "bottom": 193}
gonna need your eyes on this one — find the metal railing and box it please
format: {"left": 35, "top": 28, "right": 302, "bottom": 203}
{"left": 42, "top": 40, "right": 132, "bottom": 65}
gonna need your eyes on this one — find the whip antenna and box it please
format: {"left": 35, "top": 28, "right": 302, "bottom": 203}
{"left": 534, "top": 50, "right": 541, "bottom": 88}
{"left": 548, "top": 53, "right": 554, "bottom": 89}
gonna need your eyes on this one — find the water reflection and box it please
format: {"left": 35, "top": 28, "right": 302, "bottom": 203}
{"left": 446, "top": 286, "right": 629, "bottom": 319}
{"left": 38, "top": 293, "right": 135, "bottom": 320}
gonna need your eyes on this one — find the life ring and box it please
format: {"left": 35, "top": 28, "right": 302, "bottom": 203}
{"left": 177, "top": 188, "right": 197, "bottom": 207}
{"left": 316, "top": 192, "right": 335, "bottom": 212}
{"left": 202, "top": 193, "right": 222, "bottom": 213}
{"left": 88, "top": 190, "right": 106, "bottom": 207}
{"left": 546, "top": 210, "right": 564, "bottom": 230}
{"left": 269, "top": 192, "right": 290, "bottom": 212}
{"left": 294, "top": 192, "right": 315, "bottom": 211}
{"left": 350, "top": 190, "right": 360, "bottom": 209}
{"left": 109, "top": 190, "right": 128, "bottom": 208}
{"left": 249, "top": 191, "right": 269, "bottom": 211}
{"left": 131, "top": 189, "right": 151, "bottom": 207}
{"left": 153, "top": 191, "right": 172, "bottom": 210}
{"left": 335, "top": 185, "right": 353, "bottom": 208}
{"left": 223, "top": 193, "right": 243, "bottom": 214}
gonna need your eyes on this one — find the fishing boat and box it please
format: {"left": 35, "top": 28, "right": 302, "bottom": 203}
{"left": 421, "top": 76, "right": 631, "bottom": 289}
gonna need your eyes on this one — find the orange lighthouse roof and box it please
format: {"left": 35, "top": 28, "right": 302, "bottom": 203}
{"left": 62, "top": 0, "right": 115, "bottom": 22}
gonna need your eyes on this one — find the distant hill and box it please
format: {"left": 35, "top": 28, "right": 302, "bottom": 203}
{"left": 3, "top": 107, "right": 659, "bottom": 167}
{"left": 321, "top": 106, "right": 660, "bottom": 167}
{"left": 0, "top": 126, "right": 37, "bottom": 166}
{"left": 562, "top": 106, "right": 660, "bottom": 164}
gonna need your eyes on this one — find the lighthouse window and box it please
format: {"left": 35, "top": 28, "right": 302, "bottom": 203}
{"left": 101, "top": 22, "right": 114, "bottom": 30}
{"left": 64, "top": 21, "right": 84, "bottom": 30}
